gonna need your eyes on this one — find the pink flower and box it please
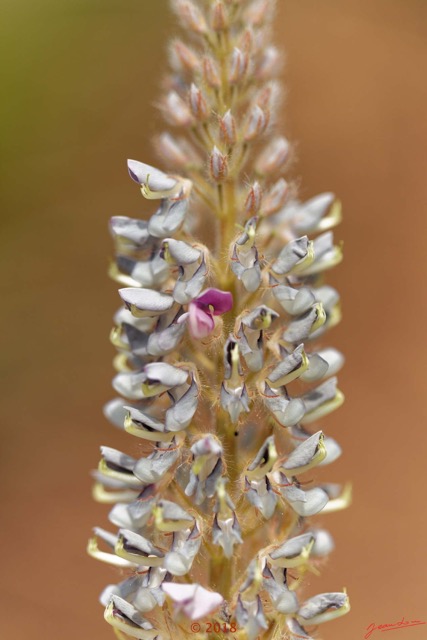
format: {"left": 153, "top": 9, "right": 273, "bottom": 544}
{"left": 161, "top": 582, "right": 223, "bottom": 620}
{"left": 180, "top": 288, "right": 233, "bottom": 339}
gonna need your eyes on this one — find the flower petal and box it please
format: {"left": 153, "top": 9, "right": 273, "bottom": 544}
{"left": 297, "top": 592, "right": 350, "bottom": 625}
{"left": 119, "top": 288, "right": 174, "bottom": 318}
{"left": 128, "top": 159, "right": 178, "bottom": 194}
{"left": 162, "top": 583, "right": 223, "bottom": 620}
{"left": 188, "top": 303, "right": 214, "bottom": 339}
{"left": 110, "top": 216, "right": 150, "bottom": 249}
{"left": 104, "top": 595, "right": 158, "bottom": 639}
{"left": 282, "top": 431, "right": 327, "bottom": 475}
{"left": 195, "top": 288, "right": 233, "bottom": 314}
{"left": 148, "top": 195, "right": 190, "bottom": 237}
{"left": 133, "top": 442, "right": 180, "bottom": 484}
{"left": 286, "top": 617, "right": 314, "bottom": 639}
{"left": 272, "top": 236, "right": 314, "bottom": 276}
{"left": 269, "top": 532, "right": 314, "bottom": 568}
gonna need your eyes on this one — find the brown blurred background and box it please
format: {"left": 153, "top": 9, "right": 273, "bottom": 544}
{"left": 1, "top": 0, "right": 427, "bottom": 638}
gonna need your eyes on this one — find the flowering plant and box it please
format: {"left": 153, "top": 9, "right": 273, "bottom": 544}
{"left": 88, "top": 1, "right": 350, "bottom": 638}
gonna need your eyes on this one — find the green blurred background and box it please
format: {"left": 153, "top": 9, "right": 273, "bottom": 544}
{"left": 1, "top": 1, "right": 427, "bottom": 638}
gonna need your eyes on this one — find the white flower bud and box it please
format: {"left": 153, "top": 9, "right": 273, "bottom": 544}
{"left": 157, "top": 133, "right": 201, "bottom": 170}
{"left": 210, "top": 146, "right": 228, "bottom": 181}
{"left": 244, "top": 182, "right": 262, "bottom": 215}
{"left": 189, "top": 83, "right": 210, "bottom": 121}
{"left": 237, "top": 28, "right": 253, "bottom": 54}
{"left": 219, "top": 110, "right": 237, "bottom": 146}
{"left": 244, "top": 104, "right": 268, "bottom": 141}
{"left": 257, "top": 45, "right": 281, "bottom": 79}
{"left": 169, "top": 40, "right": 200, "bottom": 73}
{"left": 203, "top": 56, "right": 221, "bottom": 89}
{"left": 245, "top": 0, "right": 274, "bottom": 27}
{"left": 229, "top": 47, "right": 249, "bottom": 84}
{"left": 211, "top": 1, "right": 228, "bottom": 31}
{"left": 157, "top": 132, "right": 188, "bottom": 167}
{"left": 163, "top": 91, "right": 193, "bottom": 127}
{"left": 256, "top": 137, "right": 290, "bottom": 175}
{"left": 263, "top": 178, "right": 290, "bottom": 215}
{"left": 172, "top": 0, "right": 208, "bottom": 34}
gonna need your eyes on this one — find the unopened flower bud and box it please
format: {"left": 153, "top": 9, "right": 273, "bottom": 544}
{"left": 219, "top": 110, "right": 237, "bottom": 146}
{"left": 169, "top": 40, "right": 200, "bottom": 74}
{"left": 238, "top": 28, "right": 253, "bottom": 54}
{"left": 172, "top": 0, "right": 208, "bottom": 34}
{"left": 203, "top": 56, "right": 221, "bottom": 89}
{"left": 157, "top": 133, "right": 188, "bottom": 167}
{"left": 244, "top": 104, "right": 268, "bottom": 141}
{"left": 256, "top": 137, "right": 290, "bottom": 175}
{"left": 229, "top": 47, "right": 249, "bottom": 85}
{"left": 257, "top": 46, "right": 281, "bottom": 79}
{"left": 255, "top": 83, "right": 275, "bottom": 111}
{"left": 211, "top": 2, "right": 228, "bottom": 31}
{"left": 245, "top": 0, "right": 273, "bottom": 27}
{"left": 245, "top": 182, "right": 263, "bottom": 215}
{"left": 210, "top": 146, "right": 228, "bottom": 182}
{"left": 189, "top": 84, "right": 210, "bottom": 122}
{"left": 158, "top": 133, "right": 202, "bottom": 171}
{"left": 263, "top": 178, "right": 290, "bottom": 215}
{"left": 163, "top": 91, "right": 193, "bottom": 127}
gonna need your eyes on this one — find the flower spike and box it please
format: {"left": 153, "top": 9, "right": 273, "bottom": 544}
{"left": 89, "top": 2, "right": 350, "bottom": 638}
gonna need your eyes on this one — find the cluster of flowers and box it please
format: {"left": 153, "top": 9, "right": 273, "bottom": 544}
{"left": 88, "top": 1, "right": 350, "bottom": 639}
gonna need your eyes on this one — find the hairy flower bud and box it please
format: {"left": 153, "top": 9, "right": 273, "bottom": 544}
{"left": 245, "top": 0, "right": 275, "bottom": 27}
{"left": 238, "top": 28, "right": 253, "bottom": 55}
{"left": 211, "top": 1, "right": 228, "bottom": 31}
{"left": 244, "top": 182, "right": 263, "bottom": 215}
{"left": 203, "top": 56, "right": 221, "bottom": 89}
{"left": 162, "top": 91, "right": 193, "bottom": 127}
{"left": 219, "top": 109, "right": 237, "bottom": 147}
{"left": 256, "top": 136, "right": 290, "bottom": 175}
{"left": 257, "top": 45, "right": 281, "bottom": 79}
{"left": 172, "top": 0, "right": 208, "bottom": 34}
{"left": 244, "top": 104, "right": 269, "bottom": 141}
{"left": 189, "top": 83, "right": 210, "bottom": 121}
{"left": 263, "top": 177, "right": 290, "bottom": 215}
{"left": 157, "top": 132, "right": 189, "bottom": 168}
{"left": 210, "top": 146, "right": 229, "bottom": 182}
{"left": 169, "top": 40, "right": 200, "bottom": 74}
{"left": 229, "top": 47, "right": 249, "bottom": 85}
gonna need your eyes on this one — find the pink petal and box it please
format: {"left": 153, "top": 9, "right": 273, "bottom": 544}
{"left": 162, "top": 583, "right": 223, "bottom": 621}
{"left": 189, "top": 586, "right": 223, "bottom": 619}
{"left": 162, "top": 582, "right": 197, "bottom": 603}
{"left": 188, "top": 303, "right": 215, "bottom": 339}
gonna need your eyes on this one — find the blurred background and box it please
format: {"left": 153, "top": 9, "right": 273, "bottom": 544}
{"left": 1, "top": 0, "right": 427, "bottom": 638}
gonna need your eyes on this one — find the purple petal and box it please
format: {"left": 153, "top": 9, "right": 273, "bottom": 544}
{"left": 194, "top": 288, "right": 233, "bottom": 315}
{"left": 188, "top": 303, "right": 215, "bottom": 339}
